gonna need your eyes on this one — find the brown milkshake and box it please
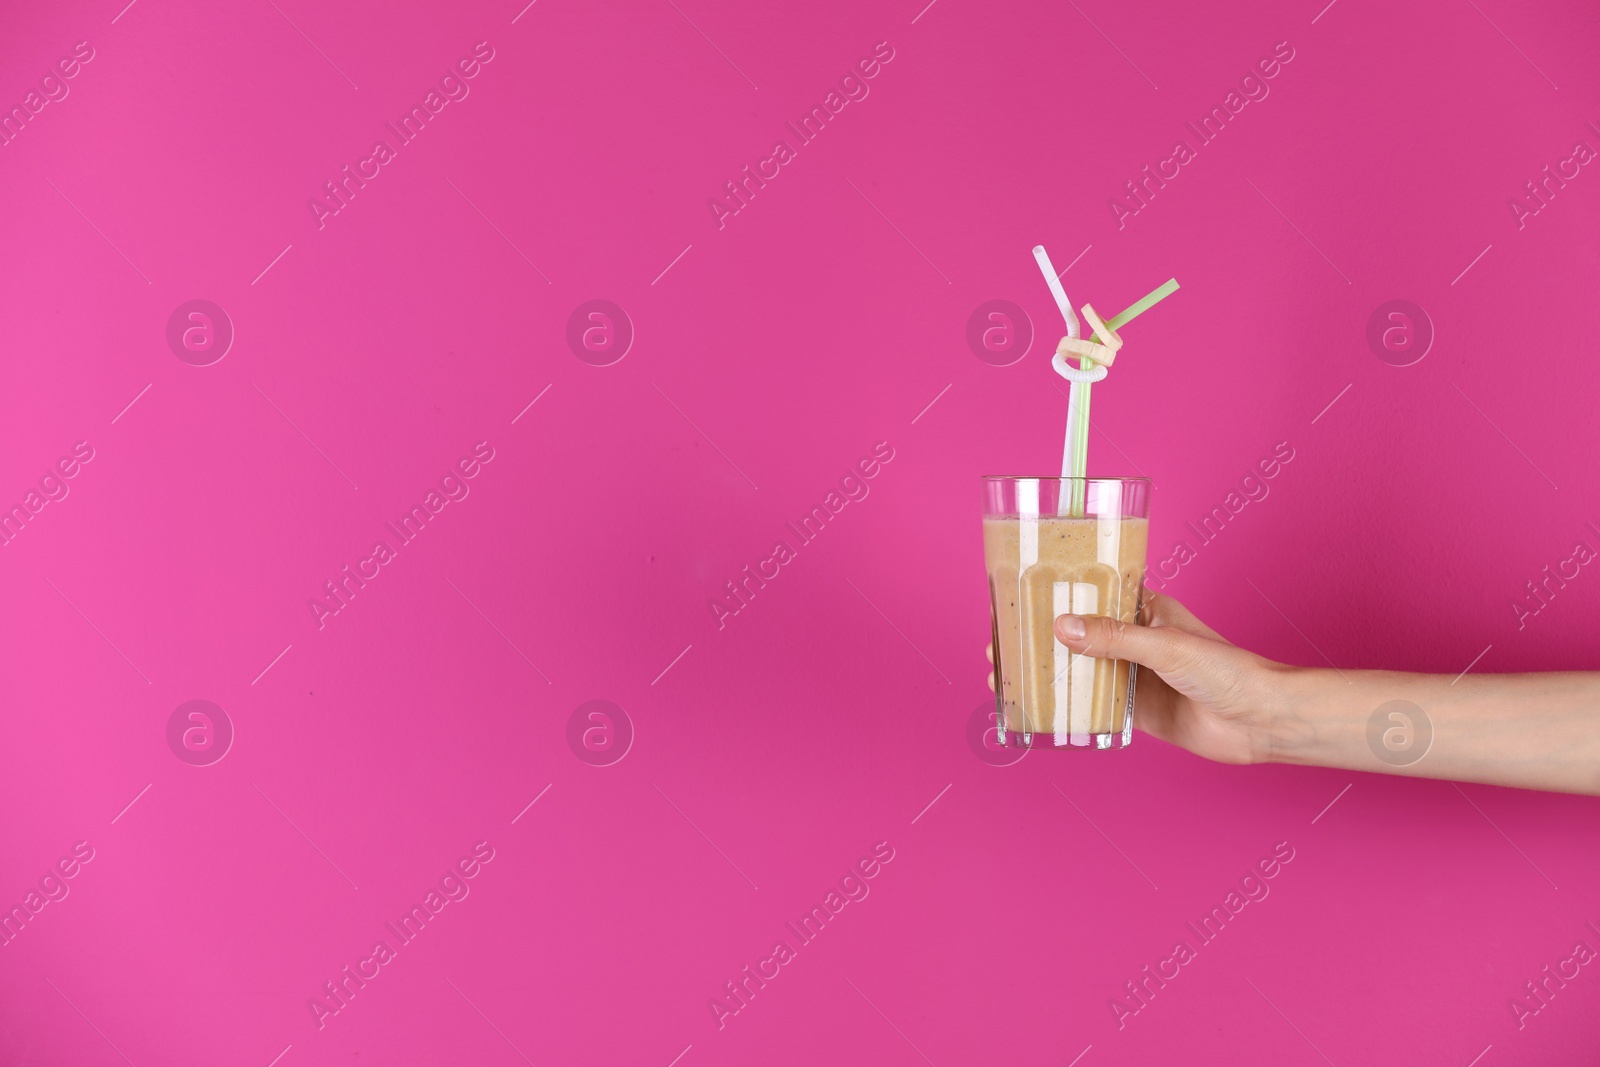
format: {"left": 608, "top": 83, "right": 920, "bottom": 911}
{"left": 983, "top": 514, "right": 1148, "bottom": 745}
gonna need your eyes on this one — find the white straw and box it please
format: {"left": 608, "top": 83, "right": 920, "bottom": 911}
{"left": 1033, "top": 245, "right": 1082, "bottom": 509}
{"left": 1031, "top": 246, "right": 1080, "bottom": 340}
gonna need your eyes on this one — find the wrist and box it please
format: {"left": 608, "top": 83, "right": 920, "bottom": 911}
{"left": 1252, "top": 662, "right": 1331, "bottom": 766}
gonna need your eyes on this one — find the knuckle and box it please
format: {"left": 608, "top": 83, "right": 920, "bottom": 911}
{"left": 1102, "top": 617, "right": 1132, "bottom": 646}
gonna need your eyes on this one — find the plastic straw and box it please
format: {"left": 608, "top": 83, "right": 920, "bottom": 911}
{"left": 1108, "top": 278, "right": 1179, "bottom": 331}
{"left": 1031, "top": 246, "right": 1081, "bottom": 343}
{"left": 1031, "top": 249, "right": 1182, "bottom": 519}
{"left": 1069, "top": 348, "right": 1091, "bottom": 514}
{"left": 1075, "top": 281, "right": 1179, "bottom": 511}
{"left": 1031, "top": 246, "right": 1086, "bottom": 515}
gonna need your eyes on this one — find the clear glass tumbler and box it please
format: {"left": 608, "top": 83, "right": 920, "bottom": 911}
{"left": 982, "top": 477, "right": 1151, "bottom": 750}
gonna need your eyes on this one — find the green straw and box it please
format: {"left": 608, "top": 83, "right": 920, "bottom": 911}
{"left": 1108, "top": 278, "right": 1180, "bottom": 331}
{"left": 1068, "top": 278, "right": 1180, "bottom": 514}
{"left": 1070, "top": 368, "right": 1091, "bottom": 515}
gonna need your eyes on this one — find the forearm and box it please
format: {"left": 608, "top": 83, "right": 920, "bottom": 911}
{"left": 1263, "top": 666, "right": 1600, "bottom": 795}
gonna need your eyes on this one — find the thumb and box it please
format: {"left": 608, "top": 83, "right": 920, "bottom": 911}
{"left": 1054, "top": 612, "right": 1212, "bottom": 677}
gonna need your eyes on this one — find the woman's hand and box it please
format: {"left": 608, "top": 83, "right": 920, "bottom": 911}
{"left": 991, "top": 591, "right": 1600, "bottom": 794}
{"left": 988, "top": 592, "right": 1294, "bottom": 765}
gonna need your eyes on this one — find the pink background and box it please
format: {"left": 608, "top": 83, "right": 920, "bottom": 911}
{"left": 3, "top": 0, "right": 1599, "bottom": 1063}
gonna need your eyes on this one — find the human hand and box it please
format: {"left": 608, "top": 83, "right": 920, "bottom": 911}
{"left": 988, "top": 592, "right": 1600, "bottom": 793}
{"left": 987, "top": 593, "right": 1292, "bottom": 765}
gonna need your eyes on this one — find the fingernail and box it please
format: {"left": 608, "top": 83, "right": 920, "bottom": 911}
{"left": 1056, "top": 615, "right": 1085, "bottom": 639}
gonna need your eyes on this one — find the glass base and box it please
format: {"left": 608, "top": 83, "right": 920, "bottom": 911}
{"left": 992, "top": 725, "right": 1132, "bottom": 750}
{"left": 992, "top": 665, "right": 1137, "bottom": 750}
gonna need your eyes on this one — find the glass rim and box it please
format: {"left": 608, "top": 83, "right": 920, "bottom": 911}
{"left": 979, "top": 475, "right": 1152, "bottom": 483}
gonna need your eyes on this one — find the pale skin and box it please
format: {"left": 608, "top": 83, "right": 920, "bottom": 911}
{"left": 986, "top": 592, "right": 1600, "bottom": 796}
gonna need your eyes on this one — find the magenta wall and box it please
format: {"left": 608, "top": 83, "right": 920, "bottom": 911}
{"left": 3, "top": 0, "right": 1599, "bottom": 1063}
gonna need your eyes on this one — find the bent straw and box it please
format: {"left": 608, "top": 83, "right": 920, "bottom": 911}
{"left": 1031, "top": 259, "right": 1183, "bottom": 517}
{"left": 1032, "top": 246, "right": 1081, "bottom": 342}
{"left": 1108, "top": 278, "right": 1179, "bottom": 331}
{"left": 1031, "top": 245, "right": 1086, "bottom": 515}
{"left": 1074, "top": 280, "right": 1180, "bottom": 508}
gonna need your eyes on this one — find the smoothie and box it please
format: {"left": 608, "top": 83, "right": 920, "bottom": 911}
{"left": 983, "top": 514, "right": 1148, "bottom": 745}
